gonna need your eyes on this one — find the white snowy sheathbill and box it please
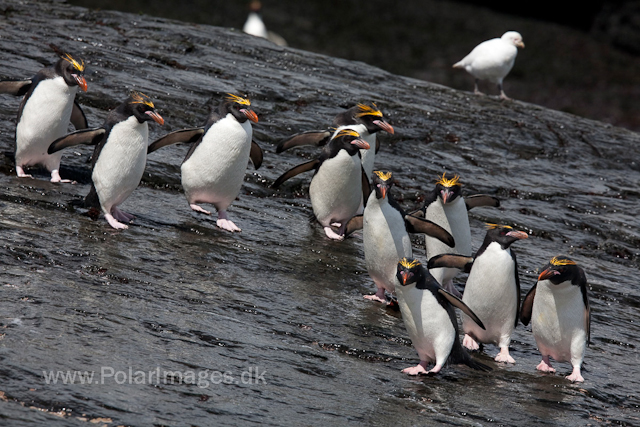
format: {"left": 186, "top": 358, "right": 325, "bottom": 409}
{"left": 0, "top": 49, "right": 88, "bottom": 182}
{"left": 343, "top": 170, "right": 454, "bottom": 304}
{"left": 272, "top": 129, "right": 371, "bottom": 240}
{"left": 395, "top": 258, "right": 491, "bottom": 375}
{"left": 453, "top": 31, "right": 524, "bottom": 100}
{"left": 147, "top": 93, "right": 262, "bottom": 232}
{"left": 428, "top": 224, "right": 528, "bottom": 364}
{"left": 242, "top": 0, "right": 288, "bottom": 46}
{"left": 520, "top": 256, "right": 590, "bottom": 383}
{"left": 48, "top": 92, "right": 165, "bottom": 229}
{"left": 415, "top": 173, "right": 500, "bottom": 297}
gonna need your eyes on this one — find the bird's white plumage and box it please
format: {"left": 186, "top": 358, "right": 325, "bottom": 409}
{"left": 462, "top": 242, "right": 517, "bottom": 348}
{"left": 531, "top": 279, "right": 587, "bottom": 368}
{"left": 92, "top": 116, "right": 149, "bottom": 213}
{"left": 243, "top": 12, "right": 268, "bottom": 38}
{"left": 181, "top": 114, "right": 252, "bottom": 212}
{"left": 396, "top": 283, "right": 455, "bottom": 366}
{"left": 15, "top": 76, "right": 77, "bottom": 171}
{"left": 425, "top": 196, "right": 472, "bottom": 285}
{"left": 454, "top": 31, "right": 522, "bottom": 84}
{"left": 309, "top": 149, "right": 362, "bottom": 227}
{"left": 363, "top": 192, "right": 412, "bottom": 294}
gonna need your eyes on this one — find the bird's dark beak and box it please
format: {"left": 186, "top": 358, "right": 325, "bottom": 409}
{"left": 145, "top": 110, "right": 165, "bottom": 125}
{"left": 507, "top": 230, "right": 529, "bottom": 240}
{"left": 351, "top": 138, "right": 370, "bottom": 150}
{"left": 72, "top": 74, "right": 88, "bottom": 92}
{"left": 241, "top": 109, "right": 259, "bottom": 123}
{"left": 538, "top": 268, "right": 560, "bottom": 281}
{"left": 373, "top": 119, "right": 394, "bottom": 135}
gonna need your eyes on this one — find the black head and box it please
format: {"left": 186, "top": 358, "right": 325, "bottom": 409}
{"left": 538, "top": 256, "right": 581, "bottom": 284}
{"left": 121, "top": 92, "right": 165, "bottom": 125}
{"left": 372, "top": 170, "right": 393, "bottom": 200}
{"left": 220, "top": 93, "right": 259, "bottom": 124}
{"left": 352, "top": 103, "right": 394, "bottom": 135}
{"left": 326, "top": 128, "right": 370, "bottom": 156}
{"left": 434, "top": 172, "right": 462, "bottom": 204}
{"left": 483, "top": 224, "right": 528, "bottom": 249}
{"left": 54, "top": 52, "right": 88, "bottom": 92}
{"left": 396, "top": 258, "right": 426, "bottom": 287}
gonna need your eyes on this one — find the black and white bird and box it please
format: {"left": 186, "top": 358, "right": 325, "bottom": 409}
{"left": 415, "top": 173, "right": 499, "bottom": 297}
{"left": 520, "top": 256, "right": 590, "bottom": 382}
{"left": 48, "top": 92, "right": 164, "bottom": 229}
{"left": 428, "top": 224, "right": 528, "bottom": 363}
{"left": 276, "top": 103, "right": 394, "bottom": 180}
{"left": 147, "top": 93, "right": 261, "bottom": 232}
{"left": 0, "top": 49, "right": 88, "bottom": 182}
{"left": 344, "top": 171, "right": 454, "bottom": 304}
{"left": 272, "top": 129, "right": 370, "bottom": 240}
{"left": 395, "top": 258, "right": 491, "bottom": 375}
{"left": 453, "top": 31, "right": 525, "bottom": 100}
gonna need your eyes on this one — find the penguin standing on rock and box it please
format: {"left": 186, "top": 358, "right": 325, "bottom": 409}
{"left": 395, "top": 258, "right": 491, "bottom": 375}
{"left": 415, "top": 173, "right": 500, "bottom": 297}
{"left": 147, "top": 93, "right": 261, "bottom": 232}
{"left": 272, "top": 129, "right": 370, "bottom": 240}
{"left": 0, "top": 48, "right": 88, "bottom": 182}
{"left": 520, "top": 256, "right": 590, "bottom": 382}
{"left": 344, "top": 171, "right": 454, "bottom": 304}
{"left": 428, "top": 224, "right": 528, "bottom": 363}
{"left": 276, "top": 103, "right": 394, "bottom": 180}
{"left": 48, "top": 92, "right": 165, "bottom": 229}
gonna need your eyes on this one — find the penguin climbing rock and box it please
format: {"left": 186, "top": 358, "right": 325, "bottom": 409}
{"left": 520, "top": 256, "right": 590, "bottom": 382}
{"left": 147, "top": 93, "right": 261, "bottom": 232}
{"left": 0, "top": 48, "right": 88, "bottom": 182}
{"left": 48, "top": 92, "right": 164, "bottom": 229}
{"left": 415, "top": 172, "right": 500, "bottom": 297}
{"left": 428, "top": 224, "right": 528, "bottom": 363}
{"left": 395, "top": 258, "right": 491, "bottom": 375}
{"left": 272, "top": 129, "right": 370, "bottom": 240}
{"left": 276, "top": 103, "right": 394, "bottom": 179}
{"left": 344, "top": 170, "right": 454, "bottom": 304}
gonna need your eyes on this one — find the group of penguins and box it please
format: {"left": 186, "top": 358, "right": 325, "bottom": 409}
{"left": 0, "top": 45, "right": 589, "bottom": 383}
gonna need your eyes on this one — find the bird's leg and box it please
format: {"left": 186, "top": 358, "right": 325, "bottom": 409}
{"left": 536, "top": 355, "right": 556, "bottom": 373}
{"left": 216, "top": 210, "right": 241, "bottom": 232}
{"left": 402, "top": 360, "right": 429, "bottom": 375}
{"left": 498, "top": 83, "right": 510, "bottom": 101}
{"left": 50, "top": 169, "right": 74, "bottom": 183}
{"left": 323, "top": 226, "right": 344, "bottom": 241}
{"left": 363, "top": 285, "right": 387, "bottom": 303}
{"left": 495, "top": 346, "right": 515, "bottom": 364}
{"left": 565, "top": 365, "right": 584, "bottom": 382}
{"left": 112, "top": 206, "right": 134, "bottom": 222}
{"left": 474, "top": 79, "right": 484, "bottom": 95}
{"left": 104, "top": 213, "right": 129, "bottom": 230}
{"left": 462, "top": 334, "right": 480, "bottom": 351}
{"left": 16, "top": 165, "right": 33, "bottom": 179}
{"left": 190, "top": 203, "right": 211, "bottom": 215}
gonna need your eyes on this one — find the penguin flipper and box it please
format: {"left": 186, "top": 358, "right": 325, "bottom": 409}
{"left": 0, "top": 79, "right": 32, "bottom": 96}
{"left": 276, "top": 130, "right": 331, "bottom": 153}
{"left": 427, "top": 254, "right": 474, "bottom": 273}
{"left": 520, "top": 284, "right": 537, "bottom": 326}
{"left": 361, "top": 167, "right": 371, "bottom": 206}
{"left": 250, "top": 140, "right": 263, "bottom": 169}
{"left": 375, "top": 137, "right": 381, "bottom": 154}
{"left": 404, "top": 216, "right": 455, "bottom": 247}
{"left": 271, "top": 159, "right": 319, "bottom": 188}
{"left": 48, "top": 128, "right": 105, "bottom": 154}
{"left": 71, "top": 101, "right": 88, "bottom": 130}
{"left": 437, "top": 288, "right": 486, "bottom": 330}
{"left": 344, "top": 215, "right": 363, "bottom": 237}
{"left": 465, "top": 194, "right": 500, "bottom": 210}
{"left": 147, "top": 128, "right": 204, "bottom": 154}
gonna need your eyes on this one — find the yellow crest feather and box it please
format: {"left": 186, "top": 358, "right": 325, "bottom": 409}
{"left": 226, "top": 93, "right": 251, "bottom": 106}
{"left": 130, "top": 91, "right": 155, "bottom": 108}
{"left": 373, "top": 170, "right": 393, "bottom": 181}
{"left": 399, "top": 258, "right": 421, "bottom": 269}
{"left": 485, "top": 223, "right": 513, "bottom": 230}
{"left": 62, "top": 53, "right": 85, "bottom": 72}
{"left": 355, "top": 103, "right": 383, "bottom": 118}
{"left": 335, "top": 129, "right": 361, "bottom": 139}
{"left": 550, "top": 256, "right": 577, "bottom": 266}
{"left": 436, "top": 172, "right": 461, "bottom": 187}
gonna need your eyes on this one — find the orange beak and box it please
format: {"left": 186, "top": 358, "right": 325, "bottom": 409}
{"left": 241, "top": 109, "right": 259, "bottom": 123}
{"left": 73, "top": 74, "right": 88, "bottom": 92}
{"left": 373, "top": 119, "right": 394, "bottom": 135}
{"left": 145, "top": 110, "right": 165, "bottom": 125}
{"left": 351, "top": 138, "right": 370, "bottom": 150}
{"left": 538, "top": 268, "right": 560, "bottom": 281}
{"left": 380, "top": 186, "right": 387, "bottom": 199}
{"left": 507, "top": 230, "right": 529, "bottom": 240}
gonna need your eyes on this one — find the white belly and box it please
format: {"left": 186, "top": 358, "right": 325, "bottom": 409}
{"left": 363, "top": 195, "right": 412, "bottom": 293}
{"left": 93, "top": 117, "right": 148, "bottom": 213}
{"left": 462, "top": 243, "right": 517, "bottom": 347}
{"left": 15, "top": 77, "right": 77, "bottom": 170}
{"left": 396, "top": 284, "right": 455, "bottom": 364}
{"left": 181, "top": 116, "right": 252, "bottom": 211}
{"left": 531, "top": 279, "right": 587, "bottom": 365}
{"left": 309, "top": 150, "right": 362, "bottom": 226}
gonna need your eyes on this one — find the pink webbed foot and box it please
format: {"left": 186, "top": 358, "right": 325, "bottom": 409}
{"left": 50, "top": 169, "right": 75, "bottom": 184}
{"left": 536, "top": 357, "right": 556, "bottom": 373}
{"left": 462, "top": 334, "right": 480, "bottom": 351}
{"left": 112, "top": 207, "right": 134, "bottom": 223}
{"left": 105, "top": 213, "right": 129, "bottom": 230}
{"left": 16, "top": 166, "right": 33, "bottom": 179}
{"left": 495, "top": 346, "right": 515, "bottom": 364}
{"left": 363, "top": 287, "right": 387, "bottom": 303}
{"left": 402, "top": 361, "right": 429, "bottom": 376}
{"left": 565, "top": 366, "right": 584, "bottom": 383}
{"left": 190, "top": 204, "right": 211, "bottom": 215}
{"left": 427, "top": 363, "right": 443, "bottom": 374}
{"left": 323, "top": 226, "right": 344, "bottom": 241}
{"left": 216, "top": 211, "right": 241, "bottom": 232}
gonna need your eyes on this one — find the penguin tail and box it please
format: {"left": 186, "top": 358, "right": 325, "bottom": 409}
{"left": 84, "top": 185, "right": 100, "bottom": 210}
{"left": 449, "top": 340, "right": 492, "bottom": 372}
{"left": 463, "top": 357, "right": 492, "bottom": 372}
